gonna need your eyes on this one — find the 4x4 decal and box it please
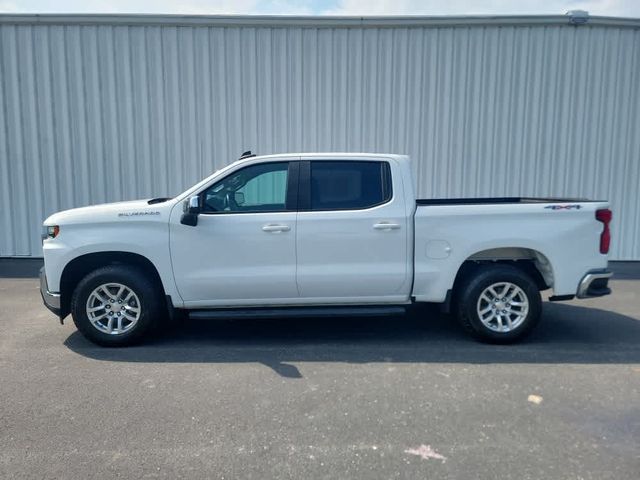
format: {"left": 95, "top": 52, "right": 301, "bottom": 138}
{"left": 544, "top": 205, "right": 582, "bottom": 210}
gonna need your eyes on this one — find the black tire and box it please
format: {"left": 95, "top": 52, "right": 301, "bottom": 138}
{"left": 71, "top": 265, "right": 162, "bottom": 347}
{"left": 455, "top": 264, "right": 542, "bottom": 344}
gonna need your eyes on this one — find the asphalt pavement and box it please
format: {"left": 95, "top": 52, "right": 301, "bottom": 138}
{"left": 1, "top": 272, "right": 639, "bottom": 479}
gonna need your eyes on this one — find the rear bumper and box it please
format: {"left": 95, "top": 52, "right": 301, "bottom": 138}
{"left": 576, "top": 269, "right": 613, "bottom": 299}
{"left": 39, "top": 267, "right": 62, "bottom": 317}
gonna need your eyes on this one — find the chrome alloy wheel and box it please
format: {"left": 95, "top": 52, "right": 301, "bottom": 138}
{"left": 85, "top": 283, "right": 141, "bottom": 335}
{"left": 476, "top": 282, "right": 529, "bottom": 333}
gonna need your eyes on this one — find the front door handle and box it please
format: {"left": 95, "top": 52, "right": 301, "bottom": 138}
{"left": 262, "top": 224, "right": 291, "bottom": 233}
{"left": 373, "top": 222, "right": 401, "bottom": 230}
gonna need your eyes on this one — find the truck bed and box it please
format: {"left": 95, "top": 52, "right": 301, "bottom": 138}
{"left": 411, "top": 196, "right": 610, "bottom": 303}
{"left": 416, "top": 197, "right": 598, "bottom": 206}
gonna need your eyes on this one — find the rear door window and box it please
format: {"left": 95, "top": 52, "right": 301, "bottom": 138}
{"left": 309, "top": 161, "right": 392, "bottom": 211}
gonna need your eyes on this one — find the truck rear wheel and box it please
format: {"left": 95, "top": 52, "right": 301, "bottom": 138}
{"left": 455, "top": 264, "right": 542, "bottom": 343}
{"left": 71, "top": 265, "right": 161, "bottom": 346}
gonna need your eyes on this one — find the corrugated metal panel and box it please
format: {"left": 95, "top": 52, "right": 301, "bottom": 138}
{"left": 0, "top": 16, "right": 639, "bottom": 259}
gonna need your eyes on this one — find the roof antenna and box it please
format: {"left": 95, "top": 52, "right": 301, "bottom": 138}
{"left": 239, "top": 150, "right": 256, "bottom": 160}
{"left": 566, "top": 10, "right": 589, "bottom": 25}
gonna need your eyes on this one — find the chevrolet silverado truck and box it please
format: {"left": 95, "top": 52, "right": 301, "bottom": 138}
{"left": 40, "top": 153, "right": 613, "bottom": 346}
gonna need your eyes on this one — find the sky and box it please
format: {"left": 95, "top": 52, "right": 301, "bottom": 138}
{"left": 0, "top": 0, "right": 639, "bottom": 17}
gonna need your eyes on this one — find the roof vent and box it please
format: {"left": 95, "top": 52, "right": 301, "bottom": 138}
{"left": 566, "top": 10, "right": 589, "bottom": 25}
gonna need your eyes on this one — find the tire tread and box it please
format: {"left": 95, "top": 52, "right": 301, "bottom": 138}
{"left": 70, "top": 265, "right": 161, "bottom": 347}
{"left": 455, "top": 263, "right": 542, "bottom": 344}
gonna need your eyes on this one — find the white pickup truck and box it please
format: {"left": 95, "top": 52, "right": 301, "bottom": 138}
{"left": 41, "top": 153, "right": 613, "bottom": 346}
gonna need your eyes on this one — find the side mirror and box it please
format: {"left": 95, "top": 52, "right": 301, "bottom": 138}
{"left": 234, "top": 191, "right": 245, "bottom": 206}
{"left": 181, "top": 195, "right": 201, "bottom": 226}
{"left": 187, "top": 195, "right": 201, "bottom": 214}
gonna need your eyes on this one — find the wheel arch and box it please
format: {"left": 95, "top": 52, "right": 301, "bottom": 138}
{"left": 59, "top": 251, "right": 166, "bottom": 318}
{"left": 451, "top": 247, "right": 554, "bottom": 301}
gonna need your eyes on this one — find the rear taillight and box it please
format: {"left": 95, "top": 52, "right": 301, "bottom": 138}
{"left": 595, "top": 209, "right": 612, "bottom": 254}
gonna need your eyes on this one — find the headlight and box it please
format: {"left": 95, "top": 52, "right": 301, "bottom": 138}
{"left": 46, "top": 225, "right": 60, "bottom": 239}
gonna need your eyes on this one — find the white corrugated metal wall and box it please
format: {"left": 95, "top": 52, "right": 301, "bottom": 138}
{"left": 0, "top": 14, "right": 639, "bottom": 259}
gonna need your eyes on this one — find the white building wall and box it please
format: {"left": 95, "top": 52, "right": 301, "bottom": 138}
{"left": 0, "top": 14, "right": 639, "bottom": 259}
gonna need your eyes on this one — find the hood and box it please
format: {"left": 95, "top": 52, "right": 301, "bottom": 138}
{"left": 43, "top": 199, "right": 173, "bottom": 226}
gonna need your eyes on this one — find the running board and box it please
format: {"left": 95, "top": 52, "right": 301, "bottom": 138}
{"left": 188, "top": 305, "right": 407, "bottom": 320}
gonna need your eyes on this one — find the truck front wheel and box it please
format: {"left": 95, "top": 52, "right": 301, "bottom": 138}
{"left": 455, "top": 264, "right": 542, "bottom": 343}
{"left": 71, "top": 265, "right": 161, "bottom": 346}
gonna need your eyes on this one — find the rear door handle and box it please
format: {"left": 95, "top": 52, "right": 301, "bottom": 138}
{"left": 262, "top": 224, "right": 291, "bottom": 233}
{"left": 373, "top": 222, "right": 401, "bottom": 230}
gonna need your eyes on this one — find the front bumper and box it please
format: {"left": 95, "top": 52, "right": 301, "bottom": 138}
{"left": 39, "top": 267, "right": 62, "bottom": 317}
{"left": 576, "top": 269, "right": 613, "bottom": 299}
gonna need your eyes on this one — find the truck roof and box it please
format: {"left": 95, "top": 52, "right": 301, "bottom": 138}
{"left": 247, "top": 152, "right": 410, "bottom": 162}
